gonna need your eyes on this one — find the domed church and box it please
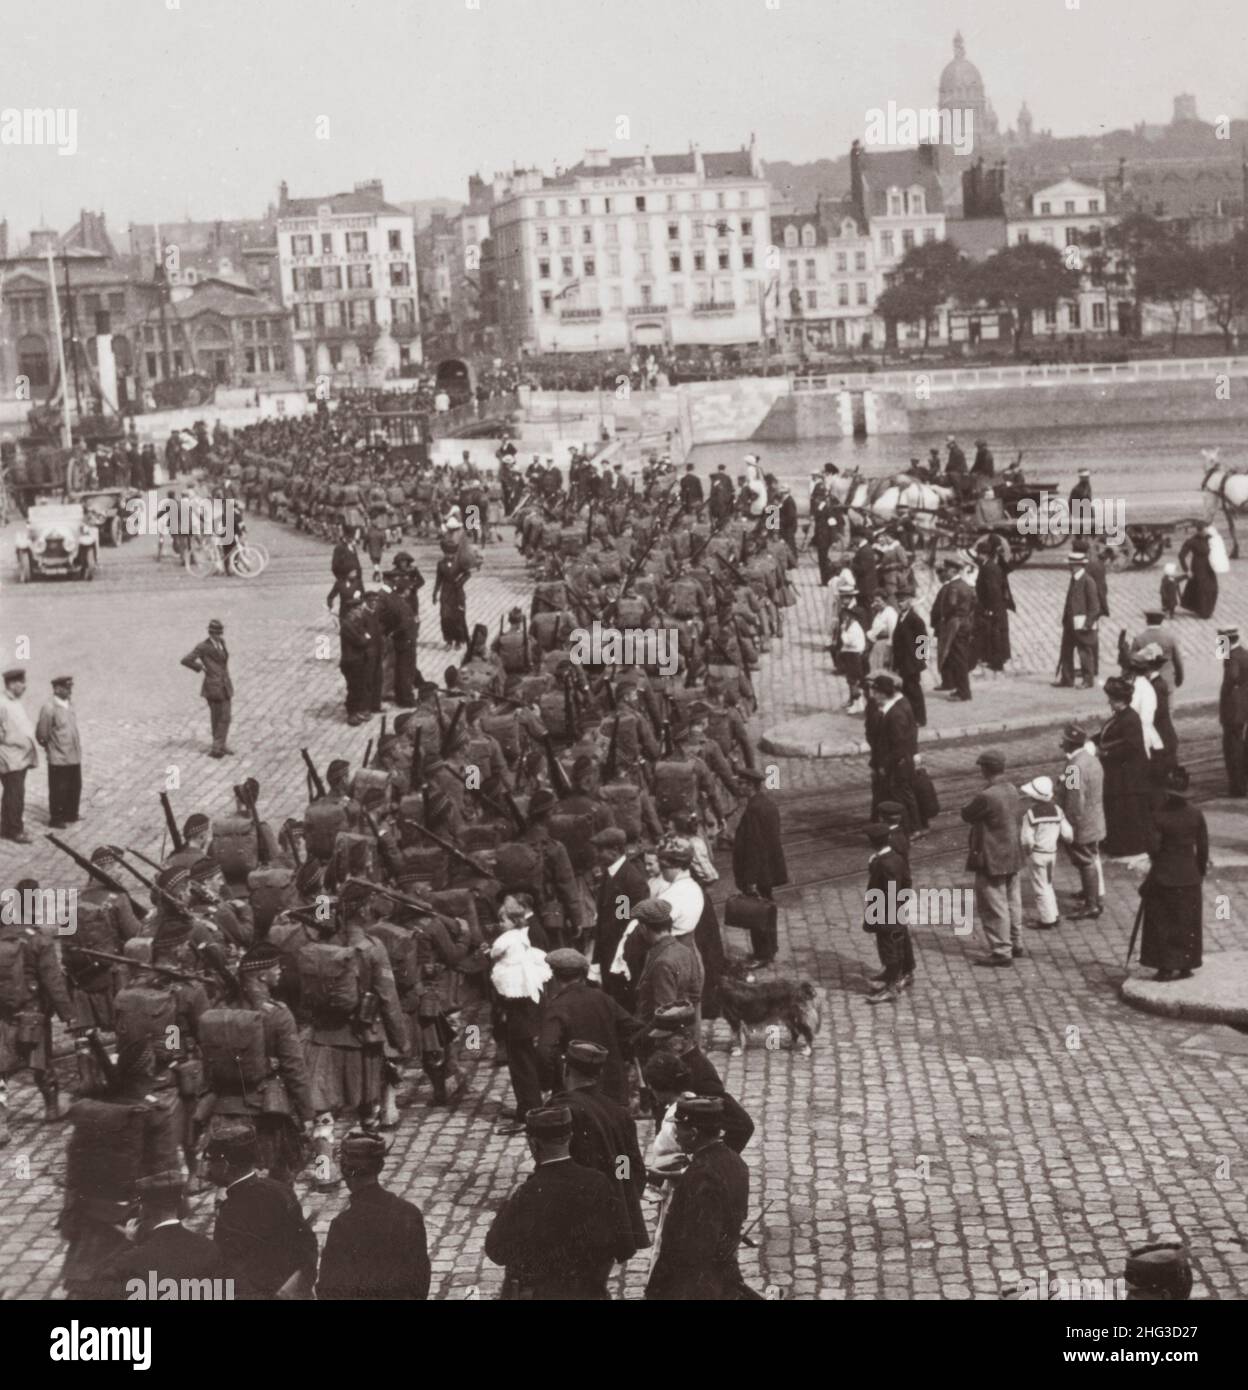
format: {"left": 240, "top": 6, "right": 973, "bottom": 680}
{"left": 938, "top": 31, "right": 999, "bottom": 143}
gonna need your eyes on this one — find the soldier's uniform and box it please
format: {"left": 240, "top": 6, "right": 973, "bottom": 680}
{"left": 66, "top": 845, "right": 146, "bottom": 1030}
{"left": 0, "top": 905, "right": 75, "bottom": 1136}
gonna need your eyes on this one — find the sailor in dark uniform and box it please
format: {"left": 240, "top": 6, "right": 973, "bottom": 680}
{"left": 645, "top": 1096, "right": 750, "bottom": 1301}
{"left": 484, "top": 1104, "right": 631, "bottom": 1299}
{"left": 317, "top": 1131, "right": 431, "bottom": 1300}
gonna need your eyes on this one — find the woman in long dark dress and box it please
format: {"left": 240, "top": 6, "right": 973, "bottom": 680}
{"left": 433, "top": 536, "right": 470, "bottom": 648}
{"left": 1139, "top": 766, "right": 1207, "bottom": 981}
{"left": 973, "top": 546, "right": 1014, "bottom": 674}
{"left": 1098, "top": 676, "right": 1152, "bottom": 857}
{"left": 1177, "top": 526, "right": 1217, "bottom": 619}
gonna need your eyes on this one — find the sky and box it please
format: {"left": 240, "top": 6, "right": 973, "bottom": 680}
{"left": 1, "top": 0, "right": 1245, "bottom": 244}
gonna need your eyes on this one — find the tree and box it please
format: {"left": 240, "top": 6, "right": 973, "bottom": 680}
{"left": 875, "top": 240, "right": 968, "bottom": 348}
{"left": 963, "top": 242, "right": 1081, "bottom": 357}
{"left": 1193, "top": 232, "right": 1248, "bottom": 352}
{"left": 1102, "top": 213, "right": 1196, "bottom": 344}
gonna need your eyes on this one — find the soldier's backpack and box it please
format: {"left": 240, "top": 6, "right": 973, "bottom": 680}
{"left": 397, "top": 846, "right": 447, "bottom": 889}
{"left": 427, "top": 889, "right": 482, "bottom": 946}
{"left": 212, "top": 815, "right": 259, "bottom": 881}
{"left": 602, "top": 782, "right": 642, "bottom": 841}
{"left": 540, "top": 649, "right": 569, "bottom": 677}
{"left": 615, "top": 595, "right": 648, "bottom": 627}
{"left": 66, "top": 1098, "right": 149, "bottom": 1202}
{"left": 654, "top": 760, "right": 697, "bottom": 817}
{"left": 596, "top": 551, "right": 623, "bottom": 582}
{"left": 482, "top": 711, "right": 521, "bottom": 763}
{"left": 706, "top": 708, "right": 733, "bottom": 757}
{"left": 517, "top": 674, "right": 553, "bottom": 705}
{"left": 247, "top": 864, "right": 297, "bottom": 935}
{"left": 498, "top": 630, "right": 530, "bottom": 674}
{"left": 199, "top": 1007, "right": 270, "bottom": 1091}
{"left": 460, "top": 823, "right": 501, "bottom": 853}
{"left": 671, "top": 528, "right": 693, "bottom": 561}
{"left": 547, "top": 808, "right": 596, "bottom": 874}
{"left": 114, "top": 985, "right": 179, "bottom": 1059}
{"left": 368, "top": 922, "right": 418, "bottom": 997}
{"left": 463, "top": 736, "right": 495, "bottom": 778}
{"left": 333, "top": 831, "right": 379, "bottom": 885}
{"left": 64, "top": 898, "right": 121, "bottom": 986}
{"left": 532, "top": 580, "right": 567, "bottom": 614}
{"left": 296, "top": 942, "right": 361, "bottom": 1016}
{"left": 0, "top": 933, "right": 31, "bottom": 1010}
{"left": 531, "top": 610, "right": 573, "bottom": 652}
{"left": 350, "top": 768, "right": 391, "bottom": 810}
{"left": 540, "top": 691, "right": 573, "bottom": 740}
{"left": 494, "top": 841, "right": 543, "bottom": 897}
{"left": 604, "top": 712, "right": 641, "bottom": 768}
{"left": 557, "top": 527, "right": 584, "bottom": 558}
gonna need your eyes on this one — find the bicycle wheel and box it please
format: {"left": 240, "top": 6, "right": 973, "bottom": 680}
{"left": 246, "top": 540, "right": 270, "bottom": 567}
{"left": 228, "top": 544, "right": 266, "bottom": 578}
{"left": 185, "top": 536, "right": 216, "bottom": 578}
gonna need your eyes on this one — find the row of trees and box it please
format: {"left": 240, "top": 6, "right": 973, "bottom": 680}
{"left": 876, "top": 215, "right": 1248, "bottom": 356}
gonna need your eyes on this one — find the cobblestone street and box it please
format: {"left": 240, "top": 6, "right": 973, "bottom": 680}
{"left": 1, "top": 516, "right": 1246, "bottom": 1300}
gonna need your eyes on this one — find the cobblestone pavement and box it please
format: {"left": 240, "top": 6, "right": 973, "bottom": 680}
{"left": 0, "top": 519, "right": 1246, "bottom": 1300}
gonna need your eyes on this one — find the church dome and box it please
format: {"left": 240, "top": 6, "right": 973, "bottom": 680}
{"left": 939, "top": 31, "right": 984, "bottom": 106}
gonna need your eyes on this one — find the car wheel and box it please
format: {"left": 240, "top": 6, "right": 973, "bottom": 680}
{"left": 17, "top": 551, "right": 32, "bottom": 583}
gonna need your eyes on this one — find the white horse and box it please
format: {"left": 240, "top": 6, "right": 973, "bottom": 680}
{"left": 825, "top": 470, "right": 954, "bottom": 531}
{"left": 1200, "top": 448, "right": 1248, "bottom": 558}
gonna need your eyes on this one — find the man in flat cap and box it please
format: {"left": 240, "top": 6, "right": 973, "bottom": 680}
{"left": 0, "top": 667, "right": 37, "bottom": 843}
{"left": 317, "top": 1131, "right": 430, "bottom": 1300}
{"left": 548, "top": 1039, "right": 648, "bottom": 1257}
{"left": 634, "top": 895, "right": 704, "bottom": 1036}
{"left": 537, "top": 948, "right": 636, "bottom": 1103}
{"left": 961, "top": 750, "right": 1024, "bottom": 966}
{"left": 1124, "top": 1241, "right": 1193, "bottom": 1301}
{"left": 207, "top": 1119, "right": 318, "bottom": 1299}
{"left": 731, "top": 766, "right": 786, "bottom": 967}
{"left": 485, "top": 1104, "right": 631, "bottom": 1300}
{"left": 1218, "top": 626, "right": 1248, "bottom": 796}
{"left": 36, "top": 675, "right": 81, "bottom": 829}
{"left": 645, "top": 1096, "right": 751, "bottom": 1301}
{"left": 180, "top": 618, "right": 234, "bottom": 757}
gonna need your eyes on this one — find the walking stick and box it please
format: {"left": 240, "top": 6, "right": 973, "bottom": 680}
{"left": 1124, "top": 884, "right": 1148, "bottom": 967}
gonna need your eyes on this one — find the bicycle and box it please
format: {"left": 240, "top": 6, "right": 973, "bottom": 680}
{"left": 183, "top": 523, "right": 268, "bottom": 579}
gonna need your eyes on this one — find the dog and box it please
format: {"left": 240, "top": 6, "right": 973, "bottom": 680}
{"left": 719, "top": 957, "right": 823, "bottom": 1057}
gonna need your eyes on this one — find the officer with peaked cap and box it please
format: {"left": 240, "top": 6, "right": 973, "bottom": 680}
{"left": 485, "top": 1104, "right": 632, "bottom": 1299}
{"left": 317, "top": 1131, "right": 431, "bottom": 1300}
{"left": 547, "top": 1039, "right": 649, "bottom": 1254}
{"left": 645, "top": 1095, "right": 751, "bottom": 1301}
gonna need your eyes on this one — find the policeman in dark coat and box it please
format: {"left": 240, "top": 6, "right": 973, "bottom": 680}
{"left": 1218, "top": 626, "right": 1248, "bottom": 796}
{"left": 730, "top": 768, "right": 787, "bottom": 965}
{"left": 206, "top": 1122, "right": 319, "bottom": 1299}
{"left": 642, "top": 1004, "right": 755, "bottom": 1153}
{"left": 548, "top": 1040, "right": 649, "bottom": 1253}
{"left": 537, "top": 949, "right": 636, "bottom": 1102}
{"left": 338, "top": 592, "right": 373, "bottom": 725}
{"left": 678, "top": 463, "right": 704, "bottom": 512}
{"left": 892, "top": 592, "right": 928, "bottom": 726}
{"left": 317, "top": 1131, "right": 431, "bottom": 1300}
{"left": 809, "top": 473, "right": 836, "bottom": 586}
{"left": 484, "top": 1105, "right": 631, "bottom": 1299}
{"left": 645, "top": 1097, "right": 750, "bottom": 1301}
{"left": 971, "top": 439, "right": 995, "bottom": 479}
{"left": 862, "top": 821, "right": 915, "bottom": 1004}
{"left": 866, "top": 673, "right": 920, "bottom": 834}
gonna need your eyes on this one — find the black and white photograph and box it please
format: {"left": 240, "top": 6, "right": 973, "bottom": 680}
{"left": 1, "top": 0, "right": 1246, "bottom": 1353}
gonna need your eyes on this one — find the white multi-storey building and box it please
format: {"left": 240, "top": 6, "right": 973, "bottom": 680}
{"left": 276, "top": 179, "right": 421, "bottom": 381}
{"left": 773, "top": 198, "right": 882, "bottom": 353}
{"left": 492, "top": 144, "right": 772, "bottom": 354}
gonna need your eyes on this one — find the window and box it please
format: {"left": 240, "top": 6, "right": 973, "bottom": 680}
{"left": 1068, "top": 303, "right": 1081, "bottom": 329}
{"left": 742, "top": 249, "right": 754, "bottom": 269}
{"left": 667, "top": 222, "right": 679, "bottom": 242}
{"left": 537, "top": 200, "right": 547, "bottom": 216}
{"left": 291, "top": 267, "right": 308, "bottom": 292}
{"left": 1017, "top": 230, "right": 1030, "bottom": 244}
{"left": 694, "top": 251, "right": 706, "bottom": 272}
{"left": 83, "top": 293, "right": 102, "bottom": 317}
{"left": 173, "top": 351, "right": 184, "bottom": 372}
{"left": 538, "top": 258, "right": 551, "bottom": 279}
{"left": 584, "top": 256, "right": 596, "bottom": 278}
{"left": 560, "top": 226, "right": 571, "bottom": 245}
{"left": 582, "top": 226, "right": 593, "bottom": 245}
{"left": 639, "top": 252, "right": 651, "bottom": 273}
{"left": 245, "top": 348, "right": 256, "bottom": 373}
{"left": 241, "top": 320, "right": 254, "bottom": 342}
{"left": 328, "top": 345, "right": 342, "bottom": 368}
{"left": 606, "top": 223, "right": 618, "bottom": 244}
{"left": 635, "top": 195, "right": 646, "bottom": 211}
{"left": 604, "top": 197, "right": 611, "bottom": 214}
{"left": 322, "top": 265, "right": 342, "bottom": 289}
{"left": 349, "top": 299, "right": 374, "bottom": 328}
{"left": 558, "top": 200, "right": 568, "bottom": 216}
{"left": 740, "top": 191, "right": 750, "bottom": 207}
{"left": 838, "top": 284, "right": 849, "bottom": 306}
{"left": 1040, "top": 201, "right": 1052, "bottom": 214}
{"left": 346, "top": 231, "right": 368, "bottom": 253}
{"left": 388, "top": 229, "right": 402, "bottom": 251}
{"left": 784, "top": 225, "right": 798, "bottom": 248}
{"left": 672, "top": 283, "right": 685, "bottom": 307}
{"left": 902, "top": 230, "right": 915, "bottom": 251}
{"left": 802, "top": 224, "right": 816, "bottom": 248}
{"left": 693, "top": 219, "right": 704, "bottom": 240}
{"left": 389, "top": 264, "right": 410, "bottom": 287}
{"left": 889, "top": 194, "right": 903, "bottom": 216}
{"left": 923, "top": 228, "right": 936, "bottom": 243}
{"left": 541, "top": 291, "right": 553, "bottom": 314}
{"left": 881, "top": 231, "right": 895, "bottom": 258}
{"left": 745, "top": 279, "right": 757, "bottom": 303}
{"left": 538, "top": 226, "right": 550, "bottom": 246}
{"left": 787, "top": 258, "right": 798, "bottom": 281}
{"left": 635, "top": 219, "right": 650, "bottom": 243}
{"left": 741, "top": 218, "right": 752, "bottom": 238}
{"left": 1044, "top": 306, "right": 1057, "bottom": 328}
{"left": 640, "top": 283, "right": 652, "bottom": 305}
{"left": 666, "top": 194, "right": 676, "bottom": 211}
{"left": 1092, "top": 302, "right": 1106, "bottom": 327}
{"left": 580, "top": 198, "right": 590, "bottom": 215}
{"left": 855, "top": 251, "right": 866, "bottom": 271}
{"left": 1089, "top": 200, "right": 1100, "bottom": 214}
{"left": 715, "top": 277, "right": 732, "bottom": 302}
{"left": 909, "top": 191, "right": 925, "bottom": 215}
{"left": 347, "top": 264, "right": 372, "bottom": 289}
{"left": 1042, "top": 227, "right": 1055, "bottom": 243}
{"left": 291, "top": 234, "right": 313, "bottom": 256}
{"left": 806, "top": 289, "right": 817, "bottom": 309}
{"left": 256, "top": 320, "right": 269, "bottom": 340}
{"left": 561, "top": 256, "right": 574, "bottom": 278}
{"left": 669, "top": 253, "right": 682, "bottom": 272}
{"left": 856, "top": 282, "right": 868, "bottom": 305}
{"left": 610, "top": 286, "right": 622, "bottom": 309}
{"left": 323, "top": 301, "right": 343, "bottom": 328}
{"left": 609, "top": 253, "right": 621, "bottom": 276}
{"left": 1064, "top": 201, "right": 1076, "bottom": 213}
{"left": 717, "top": 192, "right": 726, "bottom": 209}
{"left": 108, "top": 292, "right": 125, "bottom": 313}
{"left": 1065, "top": 227, "right": 1080, "bottom": 246}
{"left": 835, "top": 252, "right": 847, "bottom": 273}
{"left": 718, "top": 251, "right": 730, "bottom": 270}
{"left": 146, "top": 353, "right": 157, "bottom": 377}
{"left": 804, "top": 258, "right": 816, "bottom": 282}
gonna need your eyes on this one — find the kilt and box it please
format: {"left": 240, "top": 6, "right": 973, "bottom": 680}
{"left": 71, "top": 983, "right": 117, "bottom": 1031}
{"left": 305, "top": 1041, "right": 385, "bottom": 1113}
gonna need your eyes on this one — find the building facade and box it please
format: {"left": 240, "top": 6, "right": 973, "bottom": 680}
{"left": 275, "top": 179, "right": 421, "bottom": 381}
{"left": 491, "top": 144, "right": 772, "bottom": 354}
{"left": 772, "top": 198, "right": 881, "bottom": 353}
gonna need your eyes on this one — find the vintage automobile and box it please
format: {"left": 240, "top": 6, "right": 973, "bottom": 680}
{"left": 15, "top": 503, "right": 99, "bottom": 581}
{"left": 72, "top": 487, "right": 141, "bottom": 547}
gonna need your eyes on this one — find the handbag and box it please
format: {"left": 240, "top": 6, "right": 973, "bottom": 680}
{"left": 723, "top": 894, "right": 776, "bottom": 933}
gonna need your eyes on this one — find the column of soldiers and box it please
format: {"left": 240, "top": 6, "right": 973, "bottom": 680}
{"left": 2, "top": 468, "right": 793, "bottom": 1300}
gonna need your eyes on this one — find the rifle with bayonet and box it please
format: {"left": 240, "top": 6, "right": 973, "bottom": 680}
{"left": 46, "top": 834, "right": 147, "bottom": 919}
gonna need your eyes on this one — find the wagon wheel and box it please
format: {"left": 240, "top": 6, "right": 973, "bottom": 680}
{"left": 1009, "top": 534, "right": 1036, "bottom": 566}
{"left": 1104, "top": 537, "right": 1135, "bottom": 573}
{"left": 1038, "top": 527, "right": 1066, "bottom": 550}
{"left": 1126, "top": 525, "right": 1167, "bottom": 569}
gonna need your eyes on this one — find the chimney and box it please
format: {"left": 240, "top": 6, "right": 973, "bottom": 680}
{"left": 850, "top": 140, "right": 865, "bottom": 223}
{"left": 353, "top": 178, "right": 384, "bottom": 198}
{"left": 692, "top": 144, "right": 704, "bottom": 178}
{"left": 643, "top": 145, "right": 654, "bottom": 173}
{"left": 918, "top": 142, "right": 939, "bottom": 172}
{"left": 962, "top": 158, "right": 983, "bottom": 217}
{"left": 278, "top": 179, "right": 289, "bottom": 209}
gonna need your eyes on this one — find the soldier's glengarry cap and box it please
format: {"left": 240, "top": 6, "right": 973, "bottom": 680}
{"left": 157, "top": 865, "right": 191, "bottom": 894}
{"left": 153, "top": 917, "right": 192, "bottom": 948}
{"left": 91, "top": 844, "right": 124, "bottom": 866}
{"left": 674, "top": 1096, "right": 725, "bottom": 1129}
{"left": 566, "top": 1039, "right": 608, "bottom": 1072}
{"left": 239, "top": 943, "right": 283, "bottom": 974}
{"left": 591, "top": 827, "right": 627, "bottom": 850}
{"left": 183, "top": 813, "right": 210, "bottom": 840}
{"left": 546, "top": 947, "right": 589, "bottom": 974}
{"left": 189, "top": 856, "right": 221, "bottom": 882}
{"left": 525, "top": 1105, "right": 573, "bottom": 1138}
{"left": 527, "top": 788, "right": 558, "bottom": 819}
{"left": 1124, "top": 1242, "right": 1192, "bottom": 1299}
{"left": 686, "top": 701, "right": 711, "bottom": 721}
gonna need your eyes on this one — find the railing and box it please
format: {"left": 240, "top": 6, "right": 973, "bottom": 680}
{"left": 628, "top": 304, "right": 667, "bottom": 316}
{"left": 692, "top": 301, "right": 736, "bottom": 316}
{"left": 790, "top": 355, "right": 1248, "bottom": 393}
{"left": 559, "top": 308, "right": 602, "bottom": 320}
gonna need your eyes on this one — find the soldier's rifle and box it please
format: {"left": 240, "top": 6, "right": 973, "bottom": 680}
{"left": 79, "top": 1026, "right": 120, "bottom": 1093}
{"left": 124, "top": 846, "right": 163, "bottom": 874}
{"left": 45, "top": 834, "right": 147, "bottom": 919}
{"left": 239, "top": 782, "right": 270, "bottom": 867}
{"left": 301, "top": 748, "right": 328, "bottom": 801}
{"left": 504, "top": 789, "right": 529, "bottom": 835}
{"left": 160, "top": 793, "right": 183, "bottom": 853}
{"left": 73, "top": 946, "right": 214, "bottom": 987}
{"left": 544, "top": 733, "right": 574, "bottom": 798}
{"left": 342, "top": 877, "right": 461, "bottom": 933}
{"left": 402, "top": 817, "right": 494, "bottom": 880}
